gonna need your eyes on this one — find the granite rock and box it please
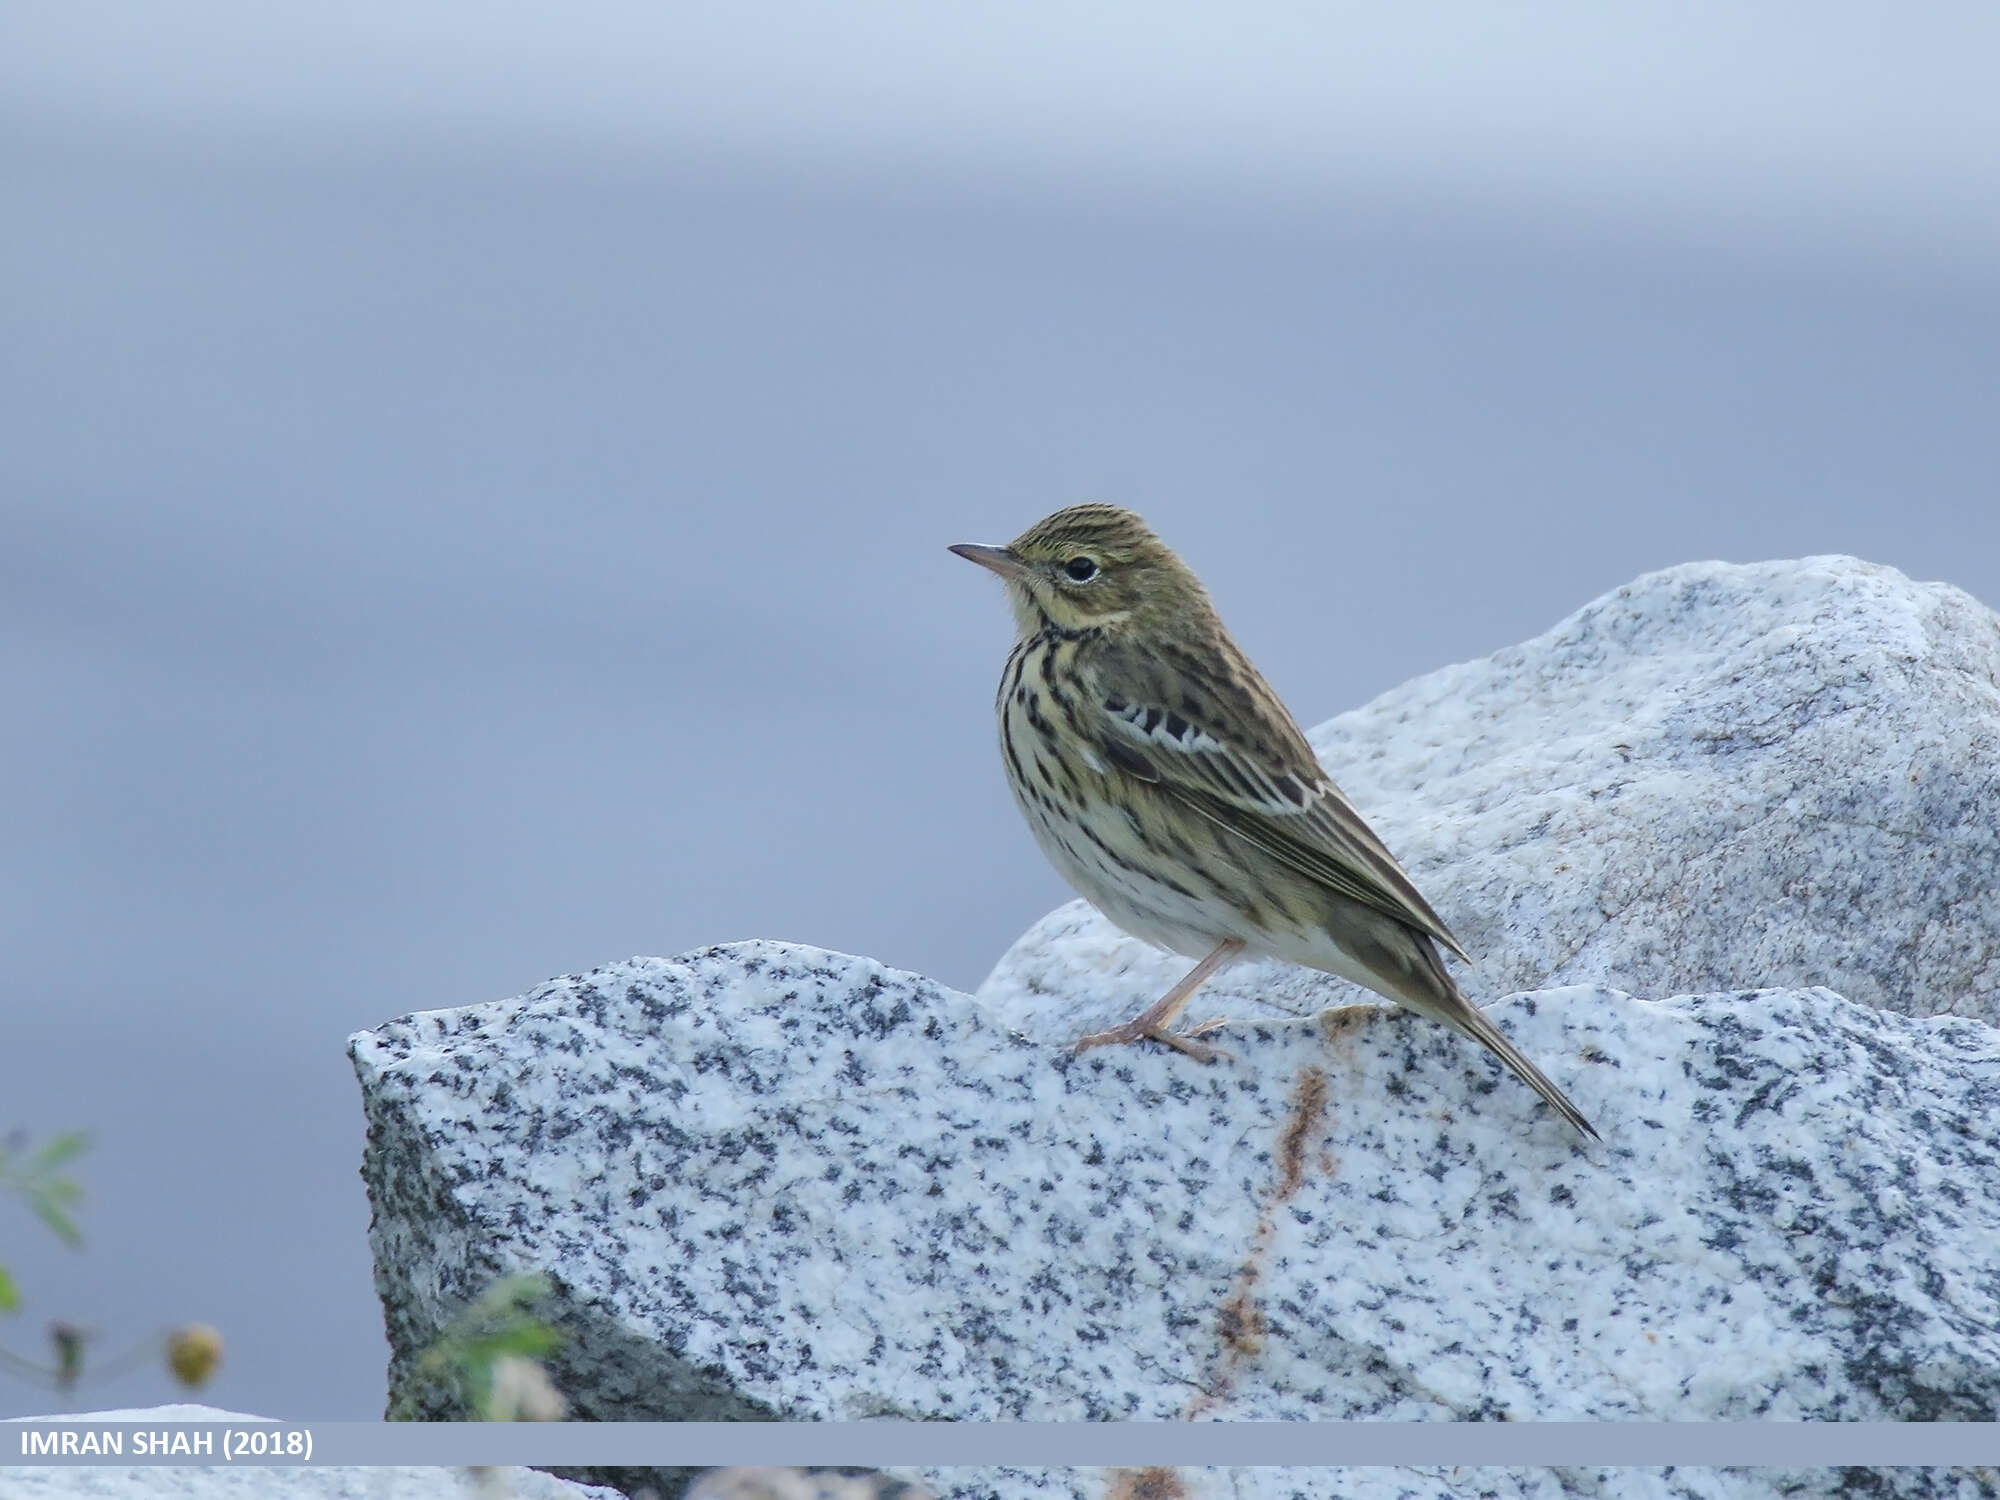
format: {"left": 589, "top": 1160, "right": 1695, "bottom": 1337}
{"left": 351, "top": 555, "right": 2000, "bottom": 1500}
{"left": 351, "top": 943, "right": 2000, "bottom": 1435}
{"left": 4, "top": 1472, "right": 614, "bottom": 1500}
{"left": 686, "top": 1472, "right": 931, "bottom": 1500}
{"left": 906, "top": 1468, "right": 2000, "bottom": 1500}
{"left": 980, "top": 557, "right": 2000, "bottom": 1040}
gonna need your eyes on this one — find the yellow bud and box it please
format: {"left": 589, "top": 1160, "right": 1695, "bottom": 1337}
{"left": 167, "top": 1324, "right": 224, "bottom": 1388}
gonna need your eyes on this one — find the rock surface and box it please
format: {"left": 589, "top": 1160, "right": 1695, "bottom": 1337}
{"left": 904, "top": 1470, "right": 1998, "bottom": 1500}
{"left": 349, "top": 555, "right": 2000, "bottom": 1500}
{"left": 689, "top": 1473, "right": 930, "bottom": 1500}
{"left": 351, "top": 943, "right": 2000, "bottom": 1435}
{"left": 4, "top": 1405, "right": 276, "bottom": 1425}
{"left": 6, "top": 1472, "right": 612, "bottom": 1500}
{"left": 981, "top": 557, "right": 2000, "bottom": 1039}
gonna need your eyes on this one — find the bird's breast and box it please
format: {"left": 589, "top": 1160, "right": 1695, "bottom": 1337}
{"left": 993, "top": 641, "right": 1249, "bottom": 960}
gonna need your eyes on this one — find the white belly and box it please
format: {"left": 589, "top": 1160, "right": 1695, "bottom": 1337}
{"left": 1000, "top": 714, "right": 1387, "bottom": 991}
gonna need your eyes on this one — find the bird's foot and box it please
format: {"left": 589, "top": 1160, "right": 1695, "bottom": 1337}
{"left": 1074, "top": 1019, "right": 1227, "bottom": 1063}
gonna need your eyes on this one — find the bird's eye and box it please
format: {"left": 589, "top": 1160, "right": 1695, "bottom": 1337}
{"left": 1064, "top": 556, "right": 1099, "bottom": 582}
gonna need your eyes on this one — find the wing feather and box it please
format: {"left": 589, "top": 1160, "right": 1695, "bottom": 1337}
{"left": 1094, "top": 650, "right": 1471, "bottom": 964}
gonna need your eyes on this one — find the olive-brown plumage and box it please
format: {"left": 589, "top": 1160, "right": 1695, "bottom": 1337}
{"left": 951, "top": 503, "right": 1598, "bottom": 1140}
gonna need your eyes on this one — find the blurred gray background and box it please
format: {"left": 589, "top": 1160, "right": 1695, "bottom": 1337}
{"left": 3, "top": 3, "right": 1996, "bottom": 1418}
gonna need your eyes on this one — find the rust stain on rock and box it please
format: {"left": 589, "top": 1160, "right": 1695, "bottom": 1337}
{"left": 1315, "top": 1004, "right": 1379, "bottom": 1042}
{"left": 1184, "top": 1063, "right": 1333, "bottom": 1419}
{"left": 1274, "top": 1065, "right": 1329, "bottom": 1203}
{"left": 1106, "top": 1467, "right": 1189, "bottom": 1500}
{"left": 1216, "top": 1285, "right": 1268, "bottom": 1358}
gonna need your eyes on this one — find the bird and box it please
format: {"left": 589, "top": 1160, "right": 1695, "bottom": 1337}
{"left": 950, "top": 503, "right": 1598, "bottom": 1140}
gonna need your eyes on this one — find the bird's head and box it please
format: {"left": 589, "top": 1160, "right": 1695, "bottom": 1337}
{"left": 950, "top": 503, "right": 1209, "bottom": 638}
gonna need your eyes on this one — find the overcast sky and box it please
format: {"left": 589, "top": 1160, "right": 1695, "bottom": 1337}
{"left": 9, "top": 3, "right": 2000, "bottom": 260}
{"left": 3, "top": 4, "right": 1996, "bottom": 1421}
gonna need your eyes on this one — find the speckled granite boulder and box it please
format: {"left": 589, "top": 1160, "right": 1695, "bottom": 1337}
{"left": 689, "top": 1473, "right": 931, "bottom": 1500}
{"left": 906, "top": 1469, "right": 1998, "bottom": 1500}
{"left": 7, "top": 1470, "right": 616, "bottom": 1500}
{"left": 981, "top": 557, "right": 2000, "bottom": 1040}
{"left": 351, "top": 944, "right": 2000, "bottom": 1435}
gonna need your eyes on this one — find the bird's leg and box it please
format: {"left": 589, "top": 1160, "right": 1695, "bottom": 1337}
{"left": 1073, "top": 939, "right": 1246, "bottom": 1062}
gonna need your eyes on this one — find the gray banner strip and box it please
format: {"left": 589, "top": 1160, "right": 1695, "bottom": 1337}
{"left": 9, "top": 1422, "right": 2000, "bottom": 1467}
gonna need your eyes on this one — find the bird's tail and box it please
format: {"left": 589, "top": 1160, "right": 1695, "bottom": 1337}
{"left": 1430, "top": 981, "right": 1601, "bottom": 1141}
{"left": 1363, "top": 932, "right": 1600, "bottom": 1140}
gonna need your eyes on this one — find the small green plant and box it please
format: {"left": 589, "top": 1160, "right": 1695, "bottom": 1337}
{"left": 398, "top": 1272, "right": 566, "bottom": 1421}
{"left": 1, "top": 1129, "right": 89, "bottom": 1272}
{"left": 2, "top": 1128, "right": 222, "bottom": 1394}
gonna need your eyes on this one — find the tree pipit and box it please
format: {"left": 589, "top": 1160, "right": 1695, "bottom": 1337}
{"left": 952, "top": 504, "right": 1598, "bottom": 1139}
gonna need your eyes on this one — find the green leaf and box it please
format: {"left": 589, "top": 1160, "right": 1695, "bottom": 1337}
{"left": 461, "top": 1324, "right": 563, "bottom": 1363}
{"left": 0, "top": 1264, "right": 18, "bottom": 1313}
{"left": 0, "top": 1128, "right": 91, "bottom": 1254}
{"left": 34, "top": 1177, "right": 82, "bottom": 1209}
{"left": 28, "top": 1193, "right": 83, "bottom": 1250}
{"left": 30, "top": 1132, "right": 90, "bottom": 1171}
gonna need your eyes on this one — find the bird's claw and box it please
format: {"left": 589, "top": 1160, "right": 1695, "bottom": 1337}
{"left": 1074, "top": 1022, "right": 1228, "bottom": 1064}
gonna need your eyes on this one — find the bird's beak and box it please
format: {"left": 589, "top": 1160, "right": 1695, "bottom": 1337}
{"left": 948, "top": 543, "right": 1031, "bottom": 582}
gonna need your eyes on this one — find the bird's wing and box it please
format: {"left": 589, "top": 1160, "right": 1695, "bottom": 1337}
{"left": 1091, "top": 644, "right": 1472, "bottom": 964}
